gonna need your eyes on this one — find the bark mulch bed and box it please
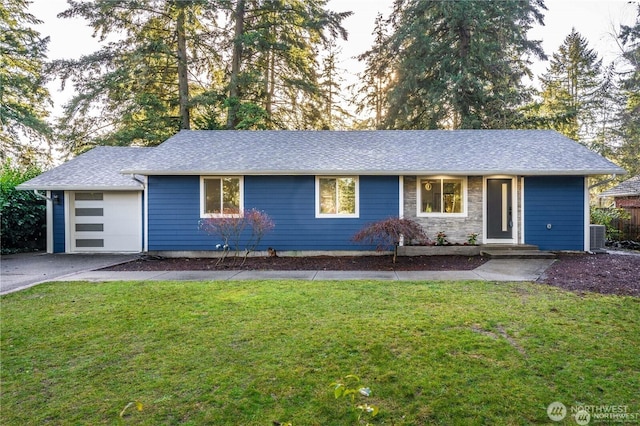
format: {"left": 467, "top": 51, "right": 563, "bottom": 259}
{"left": 536, "top": 251, "right": 640, "bottom": 297}
{"left": 104, "top": 254, "right": 487, "bottom": 272}
{"left": 104, "top": 251, "right": 640, "bottom": 297}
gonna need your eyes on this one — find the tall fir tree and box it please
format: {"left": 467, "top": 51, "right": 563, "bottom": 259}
{"left": 378, "top": 0, "right": 546, "bottom": 130}
{"left": 55, "top": 0, "right": 351, "bottom": 151}
{"left": 355, "top": 12, "right": 393, "bottom": 129}
{"left": 224, "top": 0, "right": 351, "bottom": 129}
{"left": 318, "top": 41, "right": 351, "bottom": 129}
{"left": 616, "top": 6, "right": 640, "bottom": 176}
{"left": 537, "top": 28, "right": 605, "bottom": 143}
{"left": 0, "top": 0, "right": 53, "bottom": 165}
{"left": 55, "top": 0, "right": 223, "bottom": 153}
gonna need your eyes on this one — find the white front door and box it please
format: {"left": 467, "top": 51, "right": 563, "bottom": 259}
{"left": 68, "top": 191, "right": 142, "bottom": 252}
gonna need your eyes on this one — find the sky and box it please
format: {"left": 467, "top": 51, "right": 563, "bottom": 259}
{"left": 29, "top": 0, "right": 637, "bottom": 117}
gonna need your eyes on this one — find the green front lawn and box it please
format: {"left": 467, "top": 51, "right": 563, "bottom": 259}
{"left": 2, "top": 280, "right": 639, "bottom": 425}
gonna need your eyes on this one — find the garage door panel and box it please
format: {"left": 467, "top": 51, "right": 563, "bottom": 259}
{"left": 75, "top": 223, "right": 104, "bottom": 232}
{"left": 70, "top": 191, "right": 142, "bottom": 253}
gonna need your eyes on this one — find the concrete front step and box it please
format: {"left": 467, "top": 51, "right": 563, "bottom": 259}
{"left": 481, "top": 244, "right": 540, "bottom": 251}
{"left": 480, "top": 248, "right": 556, "bottom": 259}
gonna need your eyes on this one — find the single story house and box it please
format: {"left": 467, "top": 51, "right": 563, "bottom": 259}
{"left": 18, "top": 130, "right": 624, "bottom": 254}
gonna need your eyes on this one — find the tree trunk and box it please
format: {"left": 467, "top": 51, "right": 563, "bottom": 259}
{"left": 227, "top": 0, "right": 246, "bottom": 129}
{"left": 176, "top": 4, "right": 190, "bottom": 129}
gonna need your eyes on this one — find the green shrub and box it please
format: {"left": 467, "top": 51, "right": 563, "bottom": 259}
{"left": 591, "top": 206, "right": 631, "bottom": 241}
{"left": 0, "top": 159, "right": 46, "bottom": 254}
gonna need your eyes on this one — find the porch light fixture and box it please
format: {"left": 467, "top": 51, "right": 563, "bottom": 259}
{"left": 424, "top": 182, "right": 432, "bottom": 191}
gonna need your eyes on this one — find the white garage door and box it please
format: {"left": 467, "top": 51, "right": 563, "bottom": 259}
{"left": 69, "top": 191, "right": 142, "bottom": 252}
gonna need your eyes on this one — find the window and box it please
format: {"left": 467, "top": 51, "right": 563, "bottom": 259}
{"left": 75, "top": 192, "right": 103, "bottom": 201}
{"left": 418, "top": 177, "right": 466, "bottom": 216}
{"left": 201, "top": 177, "right": 243, "bottom": 217}
{"left": 316, "top": 176, "right": 358, "bottom": 217}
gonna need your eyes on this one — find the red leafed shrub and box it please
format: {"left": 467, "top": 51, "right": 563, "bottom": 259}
{"left": 352, "top": 217, "right": 426, "bottom": 263}
{"left": 199, "top": 208, "right": 274, "bottom": 265}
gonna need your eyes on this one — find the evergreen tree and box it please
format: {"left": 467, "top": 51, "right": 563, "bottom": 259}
{"left": 224, "top": 0, "right": 351, "bottom": 129}
{"left": 318, "top": 41, "right": 351, "bottom": 129}
{"left": 538, "top": 28, "right": 605, "bottom": 143}
{"left": 0, "top": 0, "right": 52, "bottom": 164}
{"left": 616, "top": 6, "right": 640, "bottom": 176}
{"left": 379, "top": 0, "right": 546, "bottom": 130}
{"left": 55, "top": 0, "right": 225, "bottom": 153}
{"left": 355, "top": 12, "right": 393, "bottom": 129}
{"left": 55, "top": 0, "right": 351, "bottom": 149}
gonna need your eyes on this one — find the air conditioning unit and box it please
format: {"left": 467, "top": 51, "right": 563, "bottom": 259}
{"left": 590, "top": 225, "right": 606, "bottom": 251}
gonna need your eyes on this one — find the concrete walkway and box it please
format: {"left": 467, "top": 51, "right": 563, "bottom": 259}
{"left": 1, "top": 252, "right": 556, "bottom": 295}
{"left": 52, "top": 258, "right": 555, "bottom": 283}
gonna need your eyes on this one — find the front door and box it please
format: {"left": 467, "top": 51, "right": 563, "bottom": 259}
{"left": 486, "top": 178, "right": 513, "bottom": 240}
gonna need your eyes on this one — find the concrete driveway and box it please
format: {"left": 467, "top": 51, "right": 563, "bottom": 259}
{"left": 0, "top": 252, "right": 138, "bottom": 295}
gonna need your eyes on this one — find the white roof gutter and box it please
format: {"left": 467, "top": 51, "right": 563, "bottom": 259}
{"left": 119, "top": 169, "right": 626, "bottom": 177}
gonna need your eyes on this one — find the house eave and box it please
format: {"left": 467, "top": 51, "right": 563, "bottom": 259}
{"left": 16, "top": 184, "right": 143, "bottom": 191}
{"left": 120, "top": 169, "right": 625, "bottom": 177}
{"left": 599, "top": 191, "right": 640, "bottom": 198}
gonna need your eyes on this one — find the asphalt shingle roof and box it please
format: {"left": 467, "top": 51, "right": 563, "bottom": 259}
{"left": 18, "top": 130, "right": 625, "bottom": 190}
{"left": 17, "top": 147, "right": 152, "bottom": 190}
{"left": 600, "top": 175, "right": 640, "bottom": 198}
{"left": 121, "top": 130, "right": 624, "bottom": 176}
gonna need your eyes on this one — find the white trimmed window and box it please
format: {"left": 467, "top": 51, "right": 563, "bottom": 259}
{"left": 417, "top": 177, "right": 467, "bottom": 217}
{"left": 200, "top": 176, "right": 243, "bottom": 217}
{"left": 316, "top": 176, "right": 359, "bottom": 218}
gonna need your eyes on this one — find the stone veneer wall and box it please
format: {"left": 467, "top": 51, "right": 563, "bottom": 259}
{"left": 403, "top": 176, "right": 484, "bottom": 243}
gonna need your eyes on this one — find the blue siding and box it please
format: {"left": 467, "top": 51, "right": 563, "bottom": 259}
{"left": 52, "top": 191, "right": 65, "bottom": 253}
{"left": 147, "top": 175, "right": 399, "bottom": 251}
{"left": 148, "top": 176, "right": 211, "bottom": 250}
{"left": 524, "top": 176, "right": 585, "bottom": 251}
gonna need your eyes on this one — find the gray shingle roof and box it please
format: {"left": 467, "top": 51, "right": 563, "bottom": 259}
{"left": 18, "top": 130, "right": 625, "bottom": 190}
{"left": 121, "top": 130, "right": 624, "bottom": 176}
{"left": 599, "top": 175, "right": 640, "bottom": 198}
{"left": 17, "top": 147, "right": 152, "bottom": 190}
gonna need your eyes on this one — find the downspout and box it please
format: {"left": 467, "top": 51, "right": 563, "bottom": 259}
{"left": 33, "top": 189, "right": 52, "bottom": 201}
{"left": 131, "top": 175, "right": 145, "bottom": 186}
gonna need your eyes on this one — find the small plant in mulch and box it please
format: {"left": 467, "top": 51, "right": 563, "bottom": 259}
{"left": 352, "top": 217, "right": 427, "bottom": 263}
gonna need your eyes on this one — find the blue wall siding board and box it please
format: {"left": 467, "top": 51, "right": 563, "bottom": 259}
{"left": 52, "top": 191, "right": 65, "bottom": 253}
{"left": 147, "top": 176, "right": 212, "bottom": 250}
{"left": 524, "top": 176, "right": 585, "bottom": 250}
{"left": 244, "top": 175, "right": 399, "bottom": 250}
{"left": 147, "top": 175, "right": 400, "bottom": 251}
